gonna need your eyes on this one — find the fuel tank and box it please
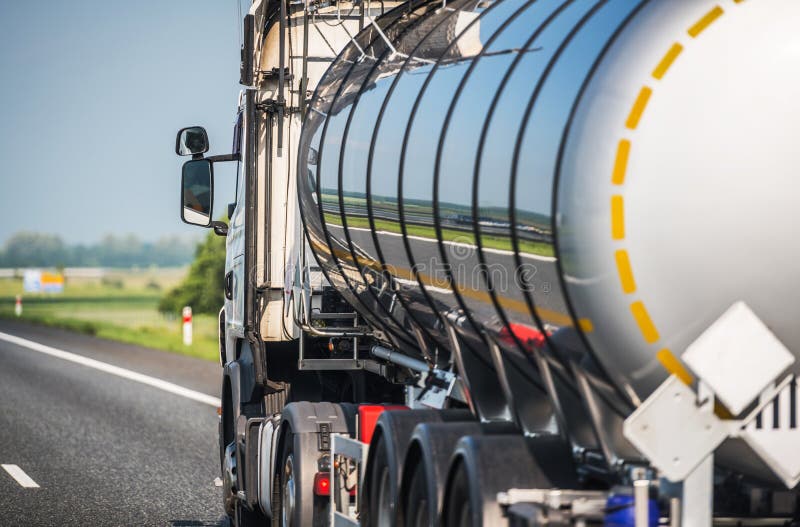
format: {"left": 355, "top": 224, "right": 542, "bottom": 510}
{"left": 298, "top": 0, "right": 800, "bottom": 455}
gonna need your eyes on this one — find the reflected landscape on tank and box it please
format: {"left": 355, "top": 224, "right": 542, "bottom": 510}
{"left": 319, "top": 189, "right": 554, "bottom": 257}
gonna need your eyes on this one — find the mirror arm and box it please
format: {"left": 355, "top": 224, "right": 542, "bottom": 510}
{"left": 211, "top": 221, "right": 229, "bottom": 237}
{"left": 206, "top": 153, "right": 241, "bottom": 163}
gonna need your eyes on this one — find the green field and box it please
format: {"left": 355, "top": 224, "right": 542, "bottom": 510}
{"left": 0, "top": 268, "right": 219, "bottom": 361}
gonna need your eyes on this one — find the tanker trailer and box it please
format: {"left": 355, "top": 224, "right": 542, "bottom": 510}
{"left": 297, "top": 0, "right": 800, "bottom": 523}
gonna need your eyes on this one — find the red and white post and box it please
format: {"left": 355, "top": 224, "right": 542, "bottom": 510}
{"left": 182, "top": 306, "right": 193, "bottom": 346}
{"left": 14, "top": 295, "right": 22, "bottom": 317}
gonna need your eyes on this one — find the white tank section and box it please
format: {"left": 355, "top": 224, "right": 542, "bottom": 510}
{"left": 559, "top": 0, "right": 800, "bottom": 405}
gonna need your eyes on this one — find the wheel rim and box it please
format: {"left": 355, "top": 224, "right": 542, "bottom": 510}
{"left": 282, "top": 454, "right": 296, "bottom": 527}
{"left": 377, "top": 467, "right": 392, "bottom": 527}
{"left": 222, "top": 443, "right": 237, "bottom": 516}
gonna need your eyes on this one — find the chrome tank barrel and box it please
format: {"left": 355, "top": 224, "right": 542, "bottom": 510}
{"left": 298, "top": 0, "right": 800, "bottom": 430}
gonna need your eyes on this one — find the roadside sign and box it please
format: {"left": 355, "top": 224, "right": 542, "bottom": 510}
{"left": 22, "top": 270, "right": 64, "bottom": 293}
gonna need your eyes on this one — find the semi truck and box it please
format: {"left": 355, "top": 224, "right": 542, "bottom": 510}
{"left": 174, "top": 0, "right": 800, "bottom": 525}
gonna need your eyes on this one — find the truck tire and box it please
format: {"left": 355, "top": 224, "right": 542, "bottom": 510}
{"left": 221, "top": 439, "right": 268, "bottom": 527}
{"left": 398, "top": 422, "right": 481, "bottom": 527}
{"left": 362, "top": 409, "right": 473, "bottom": 527}
{"left": 442, "top": 434, "right": 577, "bottom": 527}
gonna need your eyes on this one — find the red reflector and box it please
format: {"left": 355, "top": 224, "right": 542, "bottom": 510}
{"left": 358, "top": 405, "right": 408, "bottom": 444}
{"left": 314, "top": 472, "right": 330, "bottom": 496}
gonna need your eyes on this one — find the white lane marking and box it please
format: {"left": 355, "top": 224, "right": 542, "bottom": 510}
{"left": 335, "top": 224, "right": 557, "bottom": 262}
{"left": 0, "top": 331, "right": 221, "bottom": 407}
{"left": 2, "top": 464, "right": 39, "bottom": 488}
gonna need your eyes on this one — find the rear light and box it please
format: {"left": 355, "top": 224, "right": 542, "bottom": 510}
{"left": 315, "top": 470, "right": 357, "bottom": 496}
{"left": 314, "top": 472, "right": 330, "bottom": 496}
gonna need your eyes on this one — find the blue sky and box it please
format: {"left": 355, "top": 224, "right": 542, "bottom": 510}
{"left": 0, "top": 1, "right": 245, "bottom": 244}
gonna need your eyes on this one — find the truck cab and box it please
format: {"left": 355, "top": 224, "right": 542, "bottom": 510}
{"left": 176, "top": 2, "right": 421, "bottom": 525}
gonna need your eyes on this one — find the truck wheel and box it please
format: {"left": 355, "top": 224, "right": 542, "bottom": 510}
{"left": 277, "top": 428, "right": 327, "bottom": 527}
{"left": 366, "top": 436, "right": 395, "bottom": 527}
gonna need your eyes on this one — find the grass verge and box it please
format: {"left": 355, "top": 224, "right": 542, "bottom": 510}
{"left": 0, "top": 269, "right": 218, "bottom": 362}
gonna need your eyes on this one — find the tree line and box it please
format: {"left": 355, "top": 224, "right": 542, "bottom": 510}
{"left": 0, "top": 231, "right": 200, "bottom": 268}
{"left": 158, "top": 228, "right": 225, "bottom": 315}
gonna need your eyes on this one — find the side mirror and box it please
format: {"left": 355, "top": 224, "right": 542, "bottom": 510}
{"left": 181, "top": 159, "right": 214, "bottom": 227}
{"left": 176, "top": 126, "right": 209, "bottom": 156}
{"left": 240, "top": 14, "right": 255, "bottom": 86}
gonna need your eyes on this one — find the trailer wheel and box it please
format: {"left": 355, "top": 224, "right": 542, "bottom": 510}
{"left": 364, "top": 410, "right": 473, "bottom": 527}
{"left": 398, "top": 422, "right": 481, "bottom": 527}
{"left": 442, "top": 435, "right": 577, "bottom": 527}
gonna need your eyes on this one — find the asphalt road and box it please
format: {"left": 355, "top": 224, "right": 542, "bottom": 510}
{"left": 0, "top": 319, "right": 226, "bottom": 526}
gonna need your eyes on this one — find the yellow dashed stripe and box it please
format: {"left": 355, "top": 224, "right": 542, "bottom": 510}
{"left": 652, "top": 43, "right": 684, "bottom": 80}
{"left": 614, "top": 250, "right": 637, "bottom": 294}
{"left": 610, "top": 196, "right": 625, "bottom": 240}
{"left": 630, "top": 301, "right": 660, "bottom": 343}
{"left": 578, "top": 318, "right": 594, "bottom": 333}
{"left": 625, "top": 87, "right": 653, "bottom": 130}
{"left": 656, "top": 349, "right": 694, "bottom": 385}
{"left": 688, "top": 6, "right": 724, "bottom": 38}
{"left": 611, "top": 2, "right": 743, "bottom": 380}
{"left": 612, "top": 140, "right": 631, "bottom": 185}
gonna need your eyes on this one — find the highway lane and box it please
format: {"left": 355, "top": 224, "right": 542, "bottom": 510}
{"left": 0, "top": 320, "right": 226, "bottom": 526}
